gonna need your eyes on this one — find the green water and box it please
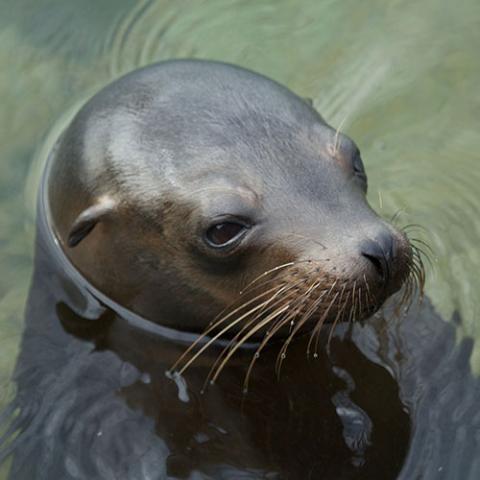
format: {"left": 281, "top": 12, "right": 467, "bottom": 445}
{"left": 0, "top": 0, "right": 479, "bottom": 476}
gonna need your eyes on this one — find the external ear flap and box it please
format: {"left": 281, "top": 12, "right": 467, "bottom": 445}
{"left": 67, "top": 197, "right": 116, "bottom": 248}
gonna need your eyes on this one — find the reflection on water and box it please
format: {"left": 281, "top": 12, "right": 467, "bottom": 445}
{"left": 0, "top": 0, "right": 479, "bottom": 478}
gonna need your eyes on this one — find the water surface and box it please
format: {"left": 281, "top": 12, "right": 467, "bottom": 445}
{"left": 0, "top": 1, "right": 479, "bottom": 478}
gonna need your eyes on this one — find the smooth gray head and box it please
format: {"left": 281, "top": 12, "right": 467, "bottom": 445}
{"left": 47, "top": 60, "right": 414, "bottom": 335}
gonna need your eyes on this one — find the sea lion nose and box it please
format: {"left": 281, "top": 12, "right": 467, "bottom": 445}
{"left": 360, "top": 231, "right": 396, "bottom": 283}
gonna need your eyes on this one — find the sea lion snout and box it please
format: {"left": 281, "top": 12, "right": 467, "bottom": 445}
{"left": 277, "top": 220, "right": 413, "bottom": 328}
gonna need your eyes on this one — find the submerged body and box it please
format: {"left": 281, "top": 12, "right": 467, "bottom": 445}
{"left": 3, "top": 206, "right": 411, "bottom": 479}
{"left": 3, "top": 216, "right": 478, "bottom": 479}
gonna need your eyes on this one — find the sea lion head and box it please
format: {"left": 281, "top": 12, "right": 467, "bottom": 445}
{"left": 47, "top": 60, "right": 422, "bottom": 357}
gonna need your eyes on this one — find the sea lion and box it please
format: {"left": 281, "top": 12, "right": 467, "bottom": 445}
{"left": 46, "top": 59, "right": 417, "bottom": 360}
{"left": 0, "top": 59, "right": 428, "bottom": 480}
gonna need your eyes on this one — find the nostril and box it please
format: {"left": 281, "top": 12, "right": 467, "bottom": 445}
{"left": 360, "top": 231, "right": 396, "bottom": 283}
{"left": 362, "top": 252, "right": 385, "bottom": 279}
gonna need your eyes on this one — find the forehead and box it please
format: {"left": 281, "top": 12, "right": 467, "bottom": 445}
{"left": 83, "top": 62, "right": 361, "bottom": 205}
{"left": 167, "top": 124, "right": 358, "bottom": 202}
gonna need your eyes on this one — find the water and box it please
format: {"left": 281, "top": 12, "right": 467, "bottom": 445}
{"left": 0, "top": 0, "right": 479, "bottom": 478}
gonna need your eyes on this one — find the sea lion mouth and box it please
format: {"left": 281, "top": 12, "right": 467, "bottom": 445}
{"left": 171, "top": 235, "right": 427, "bottom": 389}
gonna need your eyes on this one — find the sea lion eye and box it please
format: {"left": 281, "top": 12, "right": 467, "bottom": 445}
{"left": 205, "top": 222, "right": 247, "bottom": 247}
{"left": 352, "top": 152, "right": 365, "bottom": 175}
{"left": 352, "top": 152, "right": 368, "bottom": 188}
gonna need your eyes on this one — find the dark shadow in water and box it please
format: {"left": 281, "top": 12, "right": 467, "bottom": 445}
{"left": 1, "top": 206, "right": 479, "bottom": 479}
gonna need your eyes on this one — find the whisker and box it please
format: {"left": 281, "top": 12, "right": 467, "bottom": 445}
{"left": 411, "top": 245, "right": 434, "bottom": 271}
{"left": 310, "top": 289, "right": 340, "bottom": 358}
{"left": 378, "top": 190, "right": 383, "bottom": 210}
{"left": 283, "top": 233, "right": 327, "bottom": 250}
{"left": 305, "top": 280, "right": 340, "bottom": 357}
{"left": 348, "top": 281, "right": 357, "bottom": 325}
{"left": 363, "top": 287, "right": 370, "bottom": 318}
{"left": 210, "top": 304, "right": 291, "bottom": 385}
{"left": 170, "top": 283, "right": 286, "bottom": 372}
{"left": 175, "top": 276, "right": 307, "bottom": 376}
{"left": 176, "top": 296, "right": 280, "bottom": 375}
{"left": 408, "top": 257, "right": 424, "bottom": 302}
{"left": 243, "top": 281, "right": 323, "bottom": 390}
{"left": 271, "top": 282, "right": 327, "bottom": 371}
{"left": 390, "top": 209, "right": 406, "bottom": 225}
{"left": 243, "top": 258, "right": 327, "bottom": 293}
{"left": 406, "top": 276, "right": 416, "bottom": 307}
{"left": 357, "top": 286, "right": 363, "bottom": 319}
{"left": 363, "top": 273, "right": 373, "bottom": 307}
{"left": 400, "top": 223, "right": 429, "bottom": 234}
{"left": 327, "top": 284, "right": 348, "bottom": 346}
{"left": 202, "top": 275, "right": 314, "bottom": 386}
{"left": 409, "top": 237, "right": 434, "bottom": 255}
{"left": 333, "top": 113, "right": 349, "bottom": 155}
{"left": 173, "top": 263, "right": 319, "bottom": 374}
{"left": 398, "top": 276, "right": 413, "bottom": 311}
{"left": 240, "top": 261, "right": 311, "bottom": 295}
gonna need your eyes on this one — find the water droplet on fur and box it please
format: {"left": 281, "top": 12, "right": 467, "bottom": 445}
{"left": 313, "top": 352, "right": 319, "bottom": 359}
